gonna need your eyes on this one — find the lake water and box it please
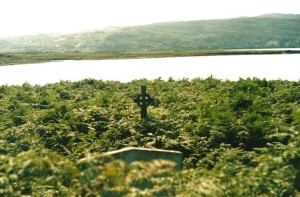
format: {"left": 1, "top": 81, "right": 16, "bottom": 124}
{"left": 0, "top": 54, "right": 299, "bottom": 85}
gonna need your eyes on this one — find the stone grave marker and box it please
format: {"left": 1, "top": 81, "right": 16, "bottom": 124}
{"left": 104, "top": 86, "right": 182, "bottom": 171}
{"left": 134, "top": 85, "right": 154, "bottom": 119}
{"left": 105, "top": 147, "right": 183, "bottom": 171}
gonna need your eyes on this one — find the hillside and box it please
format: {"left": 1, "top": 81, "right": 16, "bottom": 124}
{"left": 0, "top": 14, "right": 299, "bottom": 53}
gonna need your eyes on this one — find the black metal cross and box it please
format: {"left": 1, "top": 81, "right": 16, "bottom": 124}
{"left": 134, "top": 85, "right": 153, "bottom": 119}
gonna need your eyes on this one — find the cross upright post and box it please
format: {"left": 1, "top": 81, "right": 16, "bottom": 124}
{"left": 134, "top": 85, "right": 153, "bottom": 119}
{"left": 140, "top": 85, "right": 148, "bottom": 119}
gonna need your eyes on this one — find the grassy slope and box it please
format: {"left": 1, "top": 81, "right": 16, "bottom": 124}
{"left": 0, "top": 14, "right": 299, "bottom": 53}
{"left": 102, "top": 15, "right": 300, "bottom": 51}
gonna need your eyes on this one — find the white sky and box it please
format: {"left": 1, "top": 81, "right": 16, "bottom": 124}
{"left": 1, "top": 0, "right": 299, "bottom": 37}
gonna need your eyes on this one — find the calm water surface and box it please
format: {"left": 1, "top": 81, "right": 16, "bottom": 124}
{"left": 0, "top": 54, "right": 299, "bottom": 85}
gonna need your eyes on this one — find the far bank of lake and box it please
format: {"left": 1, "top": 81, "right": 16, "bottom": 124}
{"left": 0, "top": 54, "right": 299, "bottom": 85}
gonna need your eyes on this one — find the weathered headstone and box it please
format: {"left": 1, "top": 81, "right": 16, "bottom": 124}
{"left": 134, "top": 85, "right": 153, "bottom": 119}
{"left": 105, "top": 147, "right": 183, "bottom": 170}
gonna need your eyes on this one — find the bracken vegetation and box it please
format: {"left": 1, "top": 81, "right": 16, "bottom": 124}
{"left": 1, "top": 77, "right": 300, "bottom": 196}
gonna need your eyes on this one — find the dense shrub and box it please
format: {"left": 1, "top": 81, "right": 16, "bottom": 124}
{"left": 0, "top": 78, "right": 299, "bottom": 195}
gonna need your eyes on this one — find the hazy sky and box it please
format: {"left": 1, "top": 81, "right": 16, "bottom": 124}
{"left": 1, "top": 0, "right": 299, "bottom": 37}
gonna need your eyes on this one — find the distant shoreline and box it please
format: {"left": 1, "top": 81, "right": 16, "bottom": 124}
{"left": 1, "top": 49, "right": 300, "bottom": 66}
{"left": 225, "top": 48, "right": 300, "bottom": 51}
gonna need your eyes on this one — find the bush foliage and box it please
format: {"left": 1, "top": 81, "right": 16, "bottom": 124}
{"left": 0, "top": 78, "right": 300, "bottom": 196}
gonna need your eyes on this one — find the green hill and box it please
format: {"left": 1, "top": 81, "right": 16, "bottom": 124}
{"left": 0, "top": 13, "right": 299, "bottom": 52}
